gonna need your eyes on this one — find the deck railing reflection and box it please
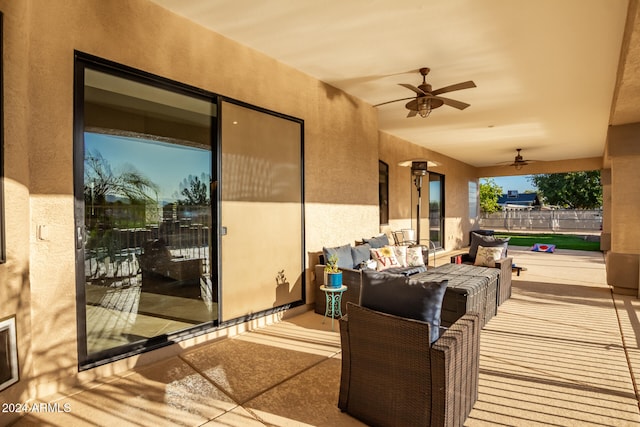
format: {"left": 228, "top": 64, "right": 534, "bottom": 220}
{"left": 85, "top": 204, "right": 211, "bottom": 287}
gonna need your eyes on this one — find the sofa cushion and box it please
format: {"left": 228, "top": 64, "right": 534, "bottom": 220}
{"left": 323, "top": 244, "right": 355, "bottom": 269}
{"left": 469, "top": 232, "right": 510, "bottom": 260}
{"left": 361, "top": 269, "right": 448, "bottom": 343}
{"left": 385, "top": 265, "right": 427, "bottom": 276}
{"left": 390, "top": 245, "right": 408, "bottom": 267}
{"left": 351, "top": 243, "right": 372, "bottom": 268}
{"left": 370, "top": 246, "right": 401, "bottom": 271}
{"left": 363, "top": 234, "right": 390, "bottom": 249}
{"left": 406, "top": 246, "right": 425, "bottom": 267}
{"left": 474, "top": 245, "right": 505, "bottom": 267}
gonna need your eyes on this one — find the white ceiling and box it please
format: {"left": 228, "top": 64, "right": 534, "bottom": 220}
{"left": 150, "top": 0, "right": 631, "bottom": 168}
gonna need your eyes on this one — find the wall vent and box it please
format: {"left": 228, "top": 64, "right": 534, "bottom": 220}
{"left": 0, "top": 316, "right": 19, "bottom": 391}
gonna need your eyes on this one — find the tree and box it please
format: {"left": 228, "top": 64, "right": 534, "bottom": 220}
{"left": 84, "top": 150, "right": 158, "bottom": 205}
{"left": 175, "top": 173, "right": 210, "bottom": 205}
{"left": 479, "top": 178, "right": 503, "bottom": 213}
{"left": 529, "top": 171, "right": 602, "bottom": 209}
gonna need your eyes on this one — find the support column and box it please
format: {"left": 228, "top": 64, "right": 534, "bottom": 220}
{"left": 606, "top": 123, "right": 640, "bottom": 295}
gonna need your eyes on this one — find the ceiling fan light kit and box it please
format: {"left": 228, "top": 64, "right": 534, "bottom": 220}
{"left": 375, "top": 67, "right": 476, "bottom": 118}
{"left": 508, "top": 148, "right": 536, "bottom": 169}
{"left": 417, "top": 97, "right": 431, "bottom": 118}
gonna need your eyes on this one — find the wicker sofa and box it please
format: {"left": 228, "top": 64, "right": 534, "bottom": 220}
{"left": 314, "top": 235, "right": 428, "bottom": 316}
{"left": 339, "top": 303, "right": 480, "bottom": 427}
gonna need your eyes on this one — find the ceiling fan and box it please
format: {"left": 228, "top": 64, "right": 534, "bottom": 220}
{"left": 374, "top": 67, "right": 476, "bottom": 118}
{"left": 501, "top": 148, "right": 538, "bottom": 170}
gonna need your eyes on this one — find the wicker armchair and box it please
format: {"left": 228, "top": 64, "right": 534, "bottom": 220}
{"left": 338, "top": 303, "right": 480, "bottom": 427}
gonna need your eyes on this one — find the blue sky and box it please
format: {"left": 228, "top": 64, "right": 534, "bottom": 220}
{"left": 482, "top": 175, "right": 536, "bottom": 193}
{"left": 85, "top": 132, "right": 211, "bottom": 201}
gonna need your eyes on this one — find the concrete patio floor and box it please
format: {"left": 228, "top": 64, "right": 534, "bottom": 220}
{"left": 7, "top": 246, "right": 640, "bottom": 426}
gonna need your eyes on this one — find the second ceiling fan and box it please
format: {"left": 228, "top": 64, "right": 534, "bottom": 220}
{"left": 374, "top": 67, "right": 476, "bottom": 118}
{"left": 500, "top": 148, "right": 539, "bottom": 170}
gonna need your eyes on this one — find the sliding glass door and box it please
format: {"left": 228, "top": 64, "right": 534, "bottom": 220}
{"left": 74, "top": 54, "right": 305, "bottom": 368}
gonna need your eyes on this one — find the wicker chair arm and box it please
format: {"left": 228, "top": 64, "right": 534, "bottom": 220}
{"left": 494, "top": 256, "right": 513, "bottom": 305}
{"left": 430, "top": 312, "right": 480, "bottom": 427}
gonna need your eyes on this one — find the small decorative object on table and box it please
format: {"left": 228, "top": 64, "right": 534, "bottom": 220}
{"left": 324, "top": 254, "right": 343, "bottom": 288}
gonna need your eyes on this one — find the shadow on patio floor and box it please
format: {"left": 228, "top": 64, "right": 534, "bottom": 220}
{"left": 9, "top": 247, "right": 640, "bottom": 426}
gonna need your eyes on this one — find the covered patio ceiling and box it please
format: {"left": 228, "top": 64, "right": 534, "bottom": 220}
{"left": 151, "top": 0, "right": 640, "bottom": 170}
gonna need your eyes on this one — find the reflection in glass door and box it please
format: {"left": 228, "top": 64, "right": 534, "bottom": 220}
{"left": 75, "top": 59, "right": 217, "bottom": 364}
{"left": 429, "top": 173, "right": 444, "bottom": 249}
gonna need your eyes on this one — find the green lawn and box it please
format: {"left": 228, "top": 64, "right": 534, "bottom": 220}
{"left": 495, "top": 233, "right": 601, "bottom": 251}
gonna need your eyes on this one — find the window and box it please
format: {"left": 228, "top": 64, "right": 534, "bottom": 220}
{"left": 429, "top": 173, "right": 445, "bottom": 249}
{"left": 469, "top": 180, "right": 478, "bottom": 219}
{"left": 379, "top": 161, "right": 389, "bottom": 225}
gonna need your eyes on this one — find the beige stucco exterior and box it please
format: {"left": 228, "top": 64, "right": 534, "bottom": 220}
{"left": 0, "top": 0, "right": 639, "bottom": 416}
{"left": 0, "top": 0, "right": 386, "bottom": 404}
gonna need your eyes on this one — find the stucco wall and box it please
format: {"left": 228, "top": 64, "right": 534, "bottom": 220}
{"left": 0, "top": 0, "right": 380, "bottom": 402}
{"left": 378, "top": 131, "right": 478, "bottom": 250}
{"left": 0, "top": 0, "right": 34, "bottom": 408}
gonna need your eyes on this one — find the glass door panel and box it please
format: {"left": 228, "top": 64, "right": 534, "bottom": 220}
{"left": 219, "top": 101, "right": 303, "bottom": 321}
{"left": 78, "top": 65, "right": 216, "bottom": 360}
{"left": 429, "top": 173, "right": 444, "bottom": 249}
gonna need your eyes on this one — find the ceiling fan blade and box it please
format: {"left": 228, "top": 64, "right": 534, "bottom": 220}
{"left": 399, "top": 83, "right": 427, "bottom": 96}
{"left": 432, "top": 80, "right": 476, "bottom": 96}
{"left": 436, "top": 96, "right": 471, "bottom": 110}
{"left": 407, "top": 109, "right": 418, "bottom": 118}
{"left": 373, "top": 97, "right": 415, "bottom": 107}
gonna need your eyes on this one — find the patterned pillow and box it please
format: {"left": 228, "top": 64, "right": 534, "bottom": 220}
{"left": 390, "top": 245, "right": 408, "bottom": 267}
{"left": 469, "top": 232, "right": 510, "bottom": 260}
{"left": 406, "top": 246, "right": 425, "bottom": 267}
{"left": 370, "top": 246, "right": 401, "bottom": 271}
{"left": 474, "top": 245, "right": 504, "bottom": 267}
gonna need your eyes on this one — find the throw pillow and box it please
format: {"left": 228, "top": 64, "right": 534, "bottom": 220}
{"left": 469, "top": 232, "right": 510, "bottom": 260}
{"left": 370, "top": 246, "right": 401, "bottom": 271}
{"left": 361, "top": 259, "right": 377, "bottom": 270}
{"left": 406, "top": 246, "right": 425, "bottom": 267}
{"left": 363, "top": 234, "right": 390, "bottom": 249}
{"left": 361, "top": 269, "right": 448, "bottom": 343}
{"left": 351, "top": 243, "right": 372, "bottom": 267}
{"left": 474, "top": 245, "right": 504, "bottom": 267}
{"left": 322, "top": 244, "right": 354, "bottom": 269}
{"left": 390, "top": 245, "right": 408, "bottom": 267}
